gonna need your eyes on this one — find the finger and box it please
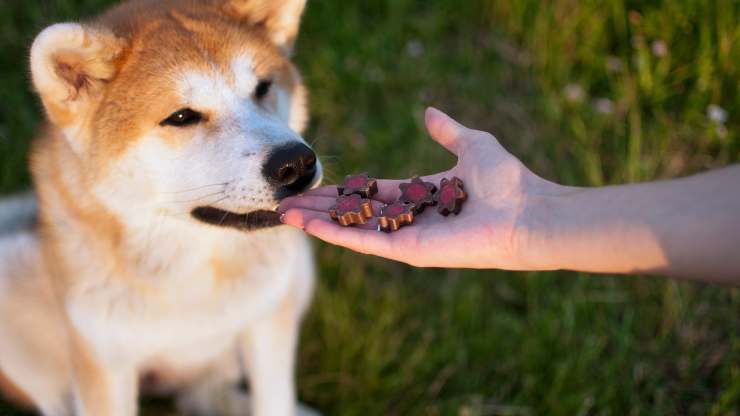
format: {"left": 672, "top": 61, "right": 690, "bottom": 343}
{"left": 302, "top": 185, "right": 339, "bottom": 197}
{"left": 293, "top": 210, "right": 399, "bottom": 258}
{"left": 282, "top": 208, "right": 379, "bottom": 233}
{"left": 304, "top": 172, "right": 451, "bottom": 204}
{"left": 281, "top": 207, "right": 318, "bottom": 229}
{"left": 279, "top": 195, "right": 336, "bottom": 213}
{"left": 295, "top": 181, "right": 406, "bottom": 205}
{"left": 425, "top": 107, "right": 469, "bottom": 155}
{"left": 426, "top": 106, "right": 503, "bottom": 158}
{"left": 298, "top": 183, "right": 398, "bottom": 204}
{"left": 279, "top": 196, "right": 384, "bottom": 215}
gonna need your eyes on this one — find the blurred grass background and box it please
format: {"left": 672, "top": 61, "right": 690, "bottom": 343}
{"left": 1, "top": 0, "right": 739, "bottom": 415}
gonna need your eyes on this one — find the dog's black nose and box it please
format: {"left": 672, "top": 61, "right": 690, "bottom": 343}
{"left": 263, "top": 142, "right": 317, "bottom": 189}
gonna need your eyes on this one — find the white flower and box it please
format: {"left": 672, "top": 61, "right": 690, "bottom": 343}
{"left": 594, "top": 98, "right": 615, "bottom": 114}
{"left": 406, "top": 40, "right": 424, "bottom": 58}
{"left": 651, "top": 40, "right": 668, "bottom": 58}
{"left": 564, "top": 84, "right": 585, "bottom": 103}
{"left": 707, "top": 104, "right": 728, "bottom": 125}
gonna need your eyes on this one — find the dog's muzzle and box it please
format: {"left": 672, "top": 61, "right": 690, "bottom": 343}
{"left": 190, "top": 142, "right": 320, "bottom": 232}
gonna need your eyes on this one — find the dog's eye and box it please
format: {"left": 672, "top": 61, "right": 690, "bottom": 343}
{"left": 255, "top": 80, "right": 272, "bottom": 100}
{"left": 161, "top": 108, "right": 204, "bottom": 127}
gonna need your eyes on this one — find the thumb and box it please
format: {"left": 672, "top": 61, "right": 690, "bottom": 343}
{"left": 425, "top": 107, "right": 470, "bottom": 155}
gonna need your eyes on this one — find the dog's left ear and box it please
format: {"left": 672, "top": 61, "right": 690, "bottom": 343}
{"left": 30, "top": 23, "right": 126, "bottom": 128}
{"left": 222, "top": 0, "right": 307, "bottom": 55}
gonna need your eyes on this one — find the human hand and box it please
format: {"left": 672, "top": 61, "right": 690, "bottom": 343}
{"left": 279, "top": 108, "right": 563, "bottom": 269}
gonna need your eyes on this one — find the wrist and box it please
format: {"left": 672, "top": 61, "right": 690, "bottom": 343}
{"left": 513, "top": 179, "right": 580, "bottom": 271}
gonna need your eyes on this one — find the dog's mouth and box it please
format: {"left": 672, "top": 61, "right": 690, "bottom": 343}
{"left": 191, "top": 207, "right": 282, "bottom": 231}
{"left": 190, "top": 165, "right": 322, "bottom": 232}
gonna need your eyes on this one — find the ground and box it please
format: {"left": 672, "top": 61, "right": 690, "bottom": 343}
{"left": 1, "top": 0, "right": 738, "bottom": 415}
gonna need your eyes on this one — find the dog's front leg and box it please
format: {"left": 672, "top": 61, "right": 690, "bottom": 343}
{"left": 69, "top": 330, "right": 138, "bottom": 416}
{"left": 239, "top": 307, "right": 300, "bottom": 416}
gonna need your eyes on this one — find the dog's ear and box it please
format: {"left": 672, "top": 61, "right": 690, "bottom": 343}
{"left": 30, "top": 23, "right": 126, "bottom": 127}
{"left": 222, "top": 0, "right": 307, "bottom": 55}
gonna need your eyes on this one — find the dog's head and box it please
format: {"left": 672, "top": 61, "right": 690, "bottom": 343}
{"left": 30, "top": 0, "right": 319, "bottom": 232}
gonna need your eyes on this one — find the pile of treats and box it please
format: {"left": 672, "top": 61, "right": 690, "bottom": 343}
{"left": 329, "top": 173, "right": 467, "bottom": 232}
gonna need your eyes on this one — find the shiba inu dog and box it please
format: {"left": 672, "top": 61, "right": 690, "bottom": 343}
{"left": 0, "top": 0, "right": 322, "bottom": 415}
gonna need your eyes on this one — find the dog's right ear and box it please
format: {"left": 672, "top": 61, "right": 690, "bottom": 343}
{"left": 222, "top": 0, "right": 307, "bottom": 55}
{"left": 30, "top": 23, "right": 126, "bottom": 127}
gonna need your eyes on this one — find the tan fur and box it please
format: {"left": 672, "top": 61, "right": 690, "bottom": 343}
{"left": 31, "top": 132, "right": 131, "bottom": 291}
{"left": 30, "top": 0, "right": 303, "bottom": 285}
{"left": 94, "top": 5, "right": 294, "bottom": 161}
{"left": 222, "top": 0, "right": 306, "bottom": 53}
{"left": 209, "top": 253, "right": 249, "bottom": 284}
{"left": 32, "top": 25, "right": 125, "bottom": 128}
{"left": 0, "top": 368, "right": 32, "bottom": 410}
{"left": 68, "top": 330, "right": 121, "bottom": 415}
{"left": 3, "top": 1, "right": 316, "bottom": 415}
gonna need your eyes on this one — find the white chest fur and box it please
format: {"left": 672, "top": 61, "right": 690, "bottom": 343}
{"left": 64, "top": 219, "right": 314, "bottom": 369}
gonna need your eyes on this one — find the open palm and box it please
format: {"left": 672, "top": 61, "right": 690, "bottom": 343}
{"left": 279, "top": 108, "right": 556, "bottom": 269}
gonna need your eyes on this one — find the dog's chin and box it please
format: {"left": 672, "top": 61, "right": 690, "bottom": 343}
{"left": 191, "top": 207, "right": 282, "bottom": 232}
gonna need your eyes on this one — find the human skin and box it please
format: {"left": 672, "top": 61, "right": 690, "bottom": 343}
{"left": 279, "top": 108, "right": 740, "bottom": 285}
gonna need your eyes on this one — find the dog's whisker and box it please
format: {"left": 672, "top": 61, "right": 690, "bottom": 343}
{"left": 165, "top": 196, "right": 230, "bottom": 214}
{"left": 209, "top": 195, "right": 229, "bottom": 207}
{"left": 318, "top": 165, "right": 341, "bottom": 181}
{"left": 217, "top": 207, "right": 231, "bottom": 226}
{"left": 164, "top": 181, "right": 231, "bottom": 195}
{"left": 162, "top": 190, "right": 226, "bottom": 205}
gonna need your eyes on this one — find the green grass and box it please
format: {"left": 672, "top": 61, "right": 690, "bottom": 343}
{"left": 2, "top": 0, "right": 739, "bottom": 415}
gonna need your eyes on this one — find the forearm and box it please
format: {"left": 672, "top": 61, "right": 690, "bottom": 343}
{"left": 526, "top": 166, "right": 740, "bottom": 283}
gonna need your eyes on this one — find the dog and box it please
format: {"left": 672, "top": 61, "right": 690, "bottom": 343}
{"left": 0, "top": 0, "right": 321, "bottom": 414}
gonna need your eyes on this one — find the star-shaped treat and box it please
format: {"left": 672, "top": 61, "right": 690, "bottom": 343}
{"left": 399, "top": 176, "right": 437, "bottom": 214}
{"left": 434, "top": 177, "right": 467, "bottom": 216}
{"left": 329, "top": 194, "right": 375, "bottom": 226}
{"left": 377, "top": 201, "right": 415, "bottom": 232}
{"left": 337, "top": 173, "right": 378, "bottom": 199}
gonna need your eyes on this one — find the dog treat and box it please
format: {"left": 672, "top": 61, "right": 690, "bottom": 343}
{"left": 435, "top": 177, "right": 467, "bottom": 216}
{"left": 377, "top": 201, "right": 415, "bottom": 232}
{"left": 338, "top": 173, "right": 378, "bottom": 198}
{"left": 329, "top": 194, "right": 374, "bottom": 226}
{"left": 399, "top": 176, "right": 437, "bottom": 213}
